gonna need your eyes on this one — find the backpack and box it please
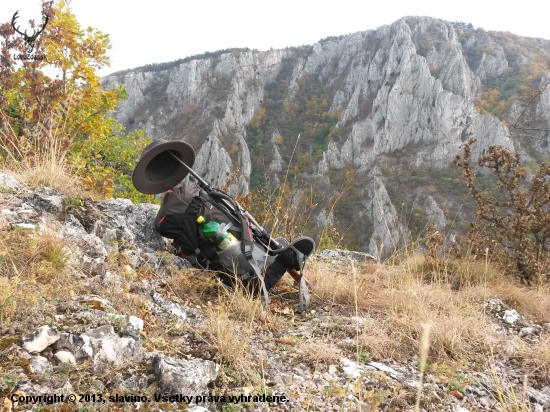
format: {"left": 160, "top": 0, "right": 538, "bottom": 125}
{"left": 153, "top": 186, "right": 313, "bottom": 311}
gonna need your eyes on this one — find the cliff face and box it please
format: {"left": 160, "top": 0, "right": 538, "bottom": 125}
{"left": 102, "top": 16, "right": 550, "bottom": 257}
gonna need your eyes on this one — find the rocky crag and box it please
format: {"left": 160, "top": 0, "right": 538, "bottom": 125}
{"left": 102, "top": 16, "right": 550, "bottom": 257}
{"left": 0, "top": 173, "right": 549, "bottom": 411}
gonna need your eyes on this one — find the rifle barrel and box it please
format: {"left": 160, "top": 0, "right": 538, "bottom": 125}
{"left": 167, "top": 151, "right": 282, "bottom": 250}
{"left": 167, "top": 151, "right": 211, "bottom": 190}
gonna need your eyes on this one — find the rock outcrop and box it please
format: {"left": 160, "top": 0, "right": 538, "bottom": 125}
{"left": 1, "top": 173, "right": 549, "bottom": 411}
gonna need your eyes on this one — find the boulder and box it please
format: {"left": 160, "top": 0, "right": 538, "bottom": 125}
{"left": 151, "top": 354, "right": 218, "bottom": 394}
{"left": 80, "top": 325, "right": 141, "bottom": 366}
{"left": 29, "top": 356, "right": 53, "bottom": 374}
{"left": 22, "top": 187, "right": 66, "bottom": 220}
{"left": 95, "top": 198, "right": 165, "bottom": 255}
{"left": 21, "top": 326, "right": 60, "bottom": 353}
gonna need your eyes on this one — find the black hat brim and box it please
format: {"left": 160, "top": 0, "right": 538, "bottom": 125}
{"left": 132, "top": 140, "right": 196, "bottom": 194}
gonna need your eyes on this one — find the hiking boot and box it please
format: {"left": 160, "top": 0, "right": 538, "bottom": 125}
{"left": 279, "top": 247, "right": 301, "bottom": 271}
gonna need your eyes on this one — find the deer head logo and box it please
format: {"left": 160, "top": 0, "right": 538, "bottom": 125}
{"left": 11, "top": 11, "right": 49, "bottom": 54}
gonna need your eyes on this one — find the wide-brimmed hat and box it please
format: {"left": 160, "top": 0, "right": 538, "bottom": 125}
{"left": 132, "top": 139, "right": 196, "bottom": 194}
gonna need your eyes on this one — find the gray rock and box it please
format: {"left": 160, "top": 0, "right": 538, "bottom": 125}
{"left": 478, "top": 395, "right": 497, "bottom": 408}
{"left": 22, "top": 187, "right": 66, "bottom": 220}
{"left": 502, "top": 309, "right": 521, "bottom": 325}
{"left": 21, "top": 326, "right": 60, "bottom": 353}
{"left": 14, "top": 379, "right": 52, "bottom": 397}
{"left": 80, "top": 325, "right": 141, "bottom": 366}
{"left": 121, "top": 375, "right": 149, "bottom": 390}
{"left": 29, "top": 356, "right": 53, "bottom": 374}
{"left": 101, "top": 271, "right": 123, "bottom": 291}
{"left": 52, "top": 333, "right": 90, "bottom": 363}
{"left": 56, "top": 380, "right": 76, "bottom": 397}
{"left": 317, "top": 249, "right": 377, "bottom": 263}
{"left": 151, "top": 354, "right": 219, "bottom": 394}
{"left": 339, "top": 358, "right": 376, "bottom": 379}
{"left": 424, "top": 195, "right": 447, "bottom": 232}
{"left": 150, "top": 292, "right": 188, "bottom": 321}
{"left": 54, "top": 350, "right": 76, "bottom": 364}
{"left": 74, "top": 295, "right": 114, "bottom": 309}
{"left": 149, "top": 291, "right": 203, "bottom": 326}
{"left": 62, "top": 220, "right": 108, "bottom": 276}
{"left": 0, "top": 173, "right": 27, "bottom": 192}
{"left": 519, "top": 325, "right": 542, "bottom": 338}
{"left": 487, "top": 299, "right": 506, "bottom": 311}
{"left": 526, "top": 386, "right": 550, "bottom": 406}
{"left": 51, "top": 327, "right": 140, "bottom": 367}
{"left": 95, "top": 197, "right": 165, "bottom": 255}
{"left": 120, "top": 315, "right": 144, "bottom": 339}
{"left": 368, "top": 361, "right": 406, "bottom": 381}
{"left": 366, "top": 176, "right": 410, "bottom": 259}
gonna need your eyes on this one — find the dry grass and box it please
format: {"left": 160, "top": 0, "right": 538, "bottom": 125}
{"left": 165, "top": 266, "right": 219, "bottom": 304}
{"left": 489, "top": 282, "right": 550, "bottom": 323}
{"left": 0, "top": 276, "right": 17, "bottom": 327}
{"left": 521, "top": 334, "right": 550, "bottom": 375}
{"left": 298, "top": 341, "right": 343, "bottom": 367}
{"left": 0, "top": 227, "right": 88, "bottom": 331}
{"left": 2, "top": 156, "right": 83, "bottom": 197}
{"left": 0, "top": 109, "right": 81, "bottom": 197}
{"left": 305, "top": 252, "right": 550, "bottom": 365}
{"left": 204, "top": 284, "right": 263, "bottom": 371}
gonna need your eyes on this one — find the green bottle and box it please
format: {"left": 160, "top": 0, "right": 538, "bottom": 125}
{"left": 196, "top": 216, "right": 239, "bottom": 250}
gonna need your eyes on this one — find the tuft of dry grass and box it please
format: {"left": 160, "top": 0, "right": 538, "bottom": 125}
{"left": 298, "top": 341, "right": 342, "bottom": 367}
{"left": 165, "top": 266, "right": 219, "bottom": 304}
{"left": 521, "top": 335, "right": 550, "bottom": 375}
{"left": 205, "top": 283, "right": 263, "bottom": 371}
{"left": 0, "top": 141, "right": 83, "bottom": 197}
{"left": 0, "top": 118, "right": 94, "bottom": 199}
{"left": 0, "top": 275, "right": 17, "bottom": 327}
{"left": 489, "top": 282, "right": 550, "bottom": 323}
{"left": 400, "top": 254, "right": 506, "bottom": 289}
{"left": 5, "top": 159, "right": 79, "bottom": 196}
{"left": 0, "top": 226, "right": 87, "bottom": 330}
{"left": 37, "top": 235, "right": 69, "bottom": 271}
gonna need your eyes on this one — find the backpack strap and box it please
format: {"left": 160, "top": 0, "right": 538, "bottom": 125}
{"left": 174, "top": 196, "right": 205, "bottom": 250}
{"left": 207, "top": 190, "right": 271, "bottom": 306}
{"left": 272, "top": 237, "right": 315, "bottom": 312}
{"left": 293, "top": 248, "right": 310, "bottom": 313}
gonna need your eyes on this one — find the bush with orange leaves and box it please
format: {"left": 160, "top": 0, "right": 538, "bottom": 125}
{"left": 453, "top": 137, "right": 550, "bottom": 285}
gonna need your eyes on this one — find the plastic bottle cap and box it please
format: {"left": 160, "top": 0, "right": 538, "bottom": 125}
{"left": 196, "top": 216, "right": 204, "bottom": 224}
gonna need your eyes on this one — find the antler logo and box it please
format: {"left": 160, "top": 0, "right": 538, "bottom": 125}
{"left": 11, "top": 11, "right": 49, "bottom": 54}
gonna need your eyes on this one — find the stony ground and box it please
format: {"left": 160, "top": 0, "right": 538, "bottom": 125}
{"left": 0, "top": 173, "right": 549, "bottom": 411}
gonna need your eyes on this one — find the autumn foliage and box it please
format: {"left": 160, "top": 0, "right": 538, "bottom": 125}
{"left": 0, "top": 0, "right": 151, "bottom": 201}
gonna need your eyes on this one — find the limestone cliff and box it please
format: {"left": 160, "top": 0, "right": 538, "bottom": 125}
{"left": 102, "top": 16, "right": 550, "bottom": 256}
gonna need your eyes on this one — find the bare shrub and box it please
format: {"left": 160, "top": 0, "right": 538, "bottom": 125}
{"left": 453, "top": 137, "right": 550, "bottom": 285}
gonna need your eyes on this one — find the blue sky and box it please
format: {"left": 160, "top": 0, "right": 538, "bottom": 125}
{"left": 2, "top": 0, "right": 550, "bottom": 77}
